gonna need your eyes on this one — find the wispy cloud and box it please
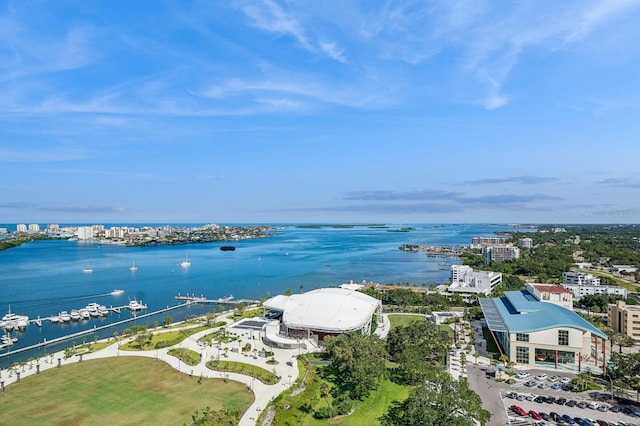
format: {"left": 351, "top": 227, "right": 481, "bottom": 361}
{"left": 38, "top": 205, "right": 127, "bottom": 214}
{"left": 597, "top": 177, "right": 640, "bottom": 188}
{"left": 343, "top": 189, "right": 461, "bottom": 202}
{"left": 465, "top": 176, "right": 560, "bottom": 185}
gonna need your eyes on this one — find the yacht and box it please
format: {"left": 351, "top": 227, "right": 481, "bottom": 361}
{"left": 129, "top": 261, "right": 138, "bottom": 272}
{"left": 78, "top": 308, "right": 91, "bottom": 320}
{"left": 59, "top": 311, "right": 71, "bottom": 322}
{"left": 50, "top": 315, "right": 62, "bottom": 324}
{"left": 179, "top": 255, "right": 191, "bottom": 268}
{"left": 98, "top": 305, "right": 109, "bottom": 316}
{"left": 1, "top": 334, "right": 17, "bottom": 346}
{"left": 1, "top": 308, "right": 29, "bottom": 330}
{"left": 82, "top": 268, "right": 93, "bottom": 274}
{"left": 128, "top": 300, "right": 147, "bottom": 311}
{"left": 70, "top": 310, "right": 81, "bottom": 321}
{"left": 111, "top": 289, "right": 124, "bottom": 296}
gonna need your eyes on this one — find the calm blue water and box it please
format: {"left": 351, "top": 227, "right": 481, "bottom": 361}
{"left": 0, "top": 223, "right": 514, "bottom": 367}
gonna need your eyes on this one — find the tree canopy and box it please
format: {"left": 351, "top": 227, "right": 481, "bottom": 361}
{"left": 323, "top": 333, "right": 388, "bottom": 400}
{"left": 380, "top": 373, "right": 490, "bottom": 426}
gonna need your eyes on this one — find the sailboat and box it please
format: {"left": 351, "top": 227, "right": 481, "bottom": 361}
{"left": 179, "top": 254, "right": 191, "bottom": 268}
{"left": 129, "top": 261, "right": 138, "bottom": 272}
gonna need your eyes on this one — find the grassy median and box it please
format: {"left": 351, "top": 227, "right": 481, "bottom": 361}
{"left": 0, "top": 357, "right": 253, "bottom": 425}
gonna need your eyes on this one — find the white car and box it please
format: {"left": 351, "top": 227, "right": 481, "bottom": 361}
{"left": 560, "top": 376, "right": 571, "bottom": 384}
{"left": 549, "top": 375, "right": 560, "bottom": 382}
{"left": 588, "top": 401, "right": 599, "bottom": 409}
{"left": 526, "top": 394, "right": 536, "bottom": 401}
{"left": 534, "top": 373, "right": 548, "bottom": 381}
{"left": 516, "top": 371, "right": 531, "bottom": 379}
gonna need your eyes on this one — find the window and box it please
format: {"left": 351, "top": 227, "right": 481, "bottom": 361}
{"left": 558, "top": 330, "right": 569, "bottom": 346}
{"left": 516, "top": 346, "right": 529, "bottom": 364}
{"left": 516, "top": 333, "right": 529, "bottom": 342}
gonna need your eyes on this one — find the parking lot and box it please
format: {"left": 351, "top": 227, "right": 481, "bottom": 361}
{"left": 466, "top": 364, "right": 640, "bottom": 426}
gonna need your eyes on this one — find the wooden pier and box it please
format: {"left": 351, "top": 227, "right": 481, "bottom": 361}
{"left": 174, "top": 293, "right": 259, "bottom": 305}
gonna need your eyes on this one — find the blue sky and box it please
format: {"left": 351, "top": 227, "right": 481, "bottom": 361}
{"left": 1, "top": 0, "right": 640, "bottom": 224}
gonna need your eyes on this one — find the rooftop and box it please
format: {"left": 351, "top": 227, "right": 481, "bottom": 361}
{"left": 481, "top": 290, "right": 607, "bottom": 339}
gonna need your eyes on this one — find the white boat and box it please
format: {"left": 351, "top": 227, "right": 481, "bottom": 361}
{"left": 59, "top": 311, "right": 71, "bottom": 322}
{"left": 128, "top": 299, "right": 147, "bottom": 311}
{"left": 50, "top": 315, "right": 62, "bottom": 324}
{"left": 1, "top": 334, "right": 17, "bottom": 346}
{"left": 98, "top": 305, "right": 109, "bottom": 316}
{"left": 70, "top": 310, "right": 81, "bottom": 321}
{"left": 111, "top": 289, "right": 124, "bottom": 296}
{"left": 78, "top": 308, "right": 91, "bottom": 320}
{"left": 179, "top": 255, "right": 191, "bottom": 268}
{"left": 129, "top": 261, "right": 138, "bottom": 272}
{"left": 82, "top": 268, "right": 93, "bottom": 274}
{"left": 2, "top": 307, "right": 29, "bottom": 330}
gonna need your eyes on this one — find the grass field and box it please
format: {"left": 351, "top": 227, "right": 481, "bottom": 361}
{"left": 206, "top": 360, "right": 278, "bottom": 384}
{"left": 387, "top": 313, "right": 426, "bottom": 331}
{"left": 0, "top": 357, "right": 253, "bottom": 426}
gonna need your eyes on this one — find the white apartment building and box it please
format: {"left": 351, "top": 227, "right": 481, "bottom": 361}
{"left": 28, "top": 223, "right": 40, "bottom": 233}
{"left": 76, "top": 226, "right": 94, "bottom": 240}
{"left": 470, "top": 236, "right": 506, "bottom": 248}
{"left": 518, "top": 237, "right": 533, "bottom": 248}
{"left": 562, "top": 272, "right": 601, "bottom": 286}
{"left": 562, "top": 283, "right": 628, "bottom": 300}
{"left": 16, "top": 224, "right": 27, "bottom": 232}
{"left": 439, "top": 265, "right": 502, "bottom": 301}
{"left": 482, "top": 245, "right": 520, "bottom": 264}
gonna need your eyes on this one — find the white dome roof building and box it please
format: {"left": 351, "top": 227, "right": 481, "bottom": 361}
{"left": 263, "top": 287, "right": 382, "bottom": 342}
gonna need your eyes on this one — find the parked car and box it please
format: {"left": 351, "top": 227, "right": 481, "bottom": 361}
{"left": 596, "top": 420, "right": 609, "bottom": 426}
{"left": 609, "top": 405, "right": 622, "bottom": 413}
{"left": 517, "top": 393, "right": 527, "bottom": 401}
{"left": 566, "top": 400, "right": 578, "bottom": 407}
{"left": 553, "top": 382, "right": 564, "bottom": 390}
{"left": 529, "top": 410, "right": 543, "bottom": 420}
{"left": 527, "top": 394, "right": 537, "bottom": 402}
{"left": 540, "top": 412, "right": 552, "bottom": 421}
{"left": 563, "top": 414, "right": 576, "bottom": 424}
{"left": 539, "top": 382, "right": 550, "bottom": 389}
{"left": 535, "top": 373, "right": 548, "bottom": 381}
{"left": 517, "top": 371, "right": 531, "bottom": 379}
{"left": 588, "top": 401, "right": 599, "bottom": 410}
{"left": 556, "top": 397, "right": 568, "bottom": 405}
{"left": 550, "top": 375, "right": 561, "bottom": 382}
{"left": 535, "top": 395, "right": 546, "bottom": 403}
{"left": 505, "top": 391, "right": 518, "bottom": 399}
{"left": 598, "top": 404, "right": 608, "bottom": 412}
{"left": 510, "top": 405, "right": 527, "bottom": 416}
{"left": 561, "top": 376, "right": 572, "bottom": 384}
{"left": 577, "top": 401, "right": 588, "bottom": 409}
{"left": 550, "top": 411, "right": 562, "bottom": 421}
{"left": 525, "top": 380, "right": 538, "bottom": 387}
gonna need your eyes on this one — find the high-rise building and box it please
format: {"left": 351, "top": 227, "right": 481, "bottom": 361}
{"left": 28, "top": 223, "right": 40, "bottom": 233}
{"left": 608, "top": 300, "right": 640, "bottom": 339}
{"left": 518, "top": 237, "right": 533, "bottom": 248}
{"left": 16, "top": 224, "right": 27, "bottom": 233}
{"left": 77, "top": 226, "right": 94, "bottom": 240}
{"left": 562, "top": 272, "right": 600, "bottom": 286}
{"left": 470, "top": 236, "right": 506, "bottom": 248}
{"left": 482, "top": 245, "right": 520, "bottom": 264}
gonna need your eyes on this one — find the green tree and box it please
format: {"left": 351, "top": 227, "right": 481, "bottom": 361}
{"left": 380, "top": 373, "right": 490, "bottom": 426}
{"left": 163, "top": 316, "right": 172, "bottom": 327}
{"left": 324, "top": 333, "right": 387, "bottom": 400}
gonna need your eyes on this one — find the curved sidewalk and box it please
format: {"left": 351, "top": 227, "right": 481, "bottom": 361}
{"left": 0, "top": 318, "right": 304, "bottom": 426}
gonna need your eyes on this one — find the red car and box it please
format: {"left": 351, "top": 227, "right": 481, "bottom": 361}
{"left": 528, "top": 410, "right": 542, "bottom": 420}
{"left": 510, "top": 405, "right": 527, "bottom": 416}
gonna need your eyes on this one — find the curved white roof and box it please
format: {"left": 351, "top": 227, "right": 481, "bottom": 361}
{"left": 264, "top": 288, "right": 380, "bottom": 333}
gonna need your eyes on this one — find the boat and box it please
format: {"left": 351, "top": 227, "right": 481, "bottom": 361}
{"left": 111, "top": 289, "right": 124, "bottom": 296}
{"left": 82, "top": 268, "right": 93, "bottom": 274}
{"left": 1, "top": 334, "right": 17, "bottom": 346}
{"left": 179, "top": 255, "right": 191, "bottom": 268}
{"left": 129, "top": 261, "right": 138, "bottom": 272}
{"left": 79, "top": 308, "right": 91, "bottom": 320}
{"left": 1, "top": 307, "right": 29, "bottom": 330}
{"left": 128, "top": 299, "right": 147, "bottom": 311}
{"left": 220, "top": 246, "right": 236, "bottom": 251}
{"left": 59, "top": 311, "right": 71, "bottom": 322}
{"left": 98, "top": 305, "right": 109, "bottom": 316}
{"left": 70, "top": 310, "right": 81, "bottom": 321}
{"left": 50, "top": 315, "right": 62, "bottom": 324}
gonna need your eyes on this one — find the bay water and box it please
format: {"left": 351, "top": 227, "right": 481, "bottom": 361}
{"left": 0, "top": 223, "right": 514, "bottom": 367}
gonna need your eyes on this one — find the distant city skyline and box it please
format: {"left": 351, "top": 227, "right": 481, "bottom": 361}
{"left": 1, "top": 1, "right": 640, "bottom": 224}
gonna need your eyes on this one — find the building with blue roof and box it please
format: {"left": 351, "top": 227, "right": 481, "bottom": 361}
{"left": 479, "top": 286, "right": 608, "bottom": 371}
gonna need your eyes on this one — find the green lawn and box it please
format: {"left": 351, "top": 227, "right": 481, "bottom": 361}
{"left": 330, "top": 379, "right": 410, "bottom": 425}
{"left": 387, "top": 313, "right": 426, "bottom": 331}
{"left": 0, "top": 357, "right": 253, "bottom": 426}
{"left": 206, "top": 360, "right": 278, "bottom": 384}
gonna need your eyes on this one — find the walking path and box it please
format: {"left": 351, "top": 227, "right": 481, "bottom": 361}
{"left": 0, "top": 312, "right": 309, "bottom": 426}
